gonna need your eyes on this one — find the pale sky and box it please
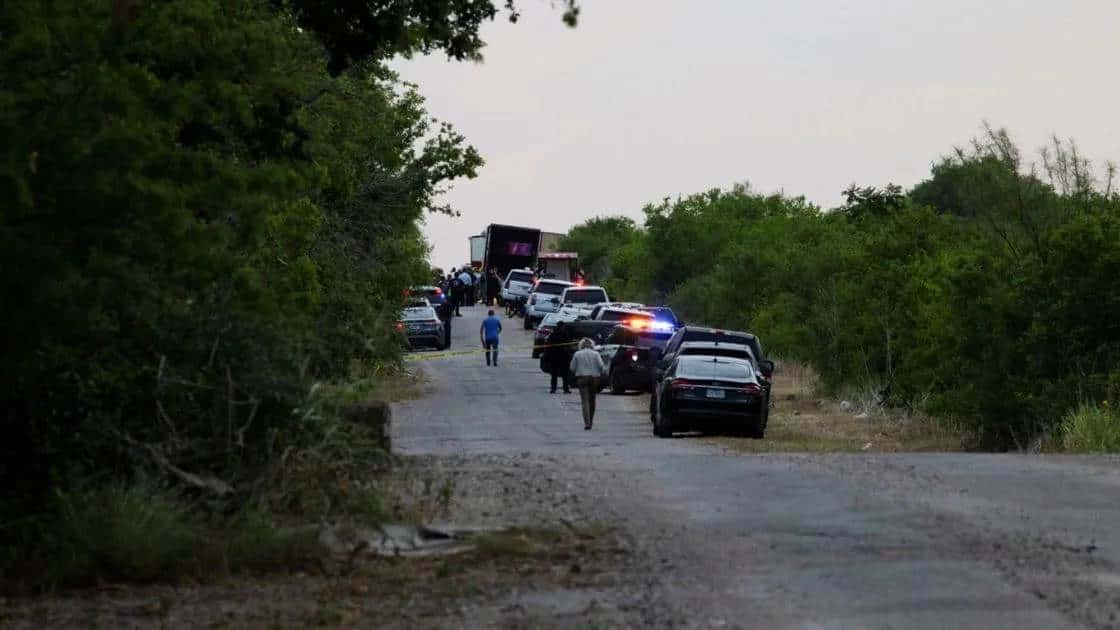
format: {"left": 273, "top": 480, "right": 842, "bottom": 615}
{"left": 393, "top": 0, "right": 1120, "bottom": 270}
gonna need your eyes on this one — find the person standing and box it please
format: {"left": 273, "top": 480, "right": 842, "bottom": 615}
{"left": 487, "top": 268, "right": 501, "bottom": 306}
{"left": 480, "top": 309, "right": 503, "bottom": 367}
{"left": 437, "top": 298, "right": 453, "bottom": 349}
{"left": 457, "top": 268, "right": 474, "bottom": 307}
{"left": 569, "top": 338, "right": 606, "bottom": 430}
{"left": 544, "top": 321, "right": 574, "bottom": 394}
{"left": 449, "top": 270, "right": 464, "bottom": 316}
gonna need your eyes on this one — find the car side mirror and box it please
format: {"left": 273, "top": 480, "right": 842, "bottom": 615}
{"left": 758, "top": 359, "right": 774, "bottom": 378}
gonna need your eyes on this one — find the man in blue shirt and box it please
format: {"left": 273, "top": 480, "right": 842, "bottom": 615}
{"left": 480, "top": 309, "right": 503, "bottom": 366}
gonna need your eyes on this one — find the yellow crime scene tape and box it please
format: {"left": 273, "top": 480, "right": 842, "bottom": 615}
{"left": 404, "top": 340, "right": 581, "bottom": 361}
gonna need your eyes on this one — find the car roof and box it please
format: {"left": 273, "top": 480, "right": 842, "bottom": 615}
{"left": 562, "top": 285, "right": 607, "bottom": 292}
{"left": 536, "top": 279, "right": 573, "bottom": 287}
{"left": 678, "top": 354, "right": 752, "bottom": 365}
{"left": 601, "top": 307, "right": 650, "bottom": 316}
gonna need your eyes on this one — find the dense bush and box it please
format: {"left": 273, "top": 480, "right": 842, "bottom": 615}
{"left": 561, "top": 129, "right": 1120, "bottom": 448}
{"left": 0, "top": 0, "right": 505, "bottom": 584}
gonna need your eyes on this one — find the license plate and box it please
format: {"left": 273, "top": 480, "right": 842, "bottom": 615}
{"left": 705, "top": 388, "right": 725, "bottom": 399}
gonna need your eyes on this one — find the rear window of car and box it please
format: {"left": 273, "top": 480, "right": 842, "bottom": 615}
{"left": 535, "top": 281, "right": 569, "bottom": 295}
{"left": 508, "top": 271, "right": 534, "bottom": 283}
{"left": 600, "top": 310, "right": 648, "bottom": 322}
{"left": 680, "top": 330, "right": 759, "bottom": 353}
{"left": 563, "top": 288, "right": 608, "bottom": 304}
{"left": 680, "top": 347, "right": 750, "bottom": 360}
{"left": 677, "top": 358, "right": 753, "bottom": 381}
{"left": 641, "top": 307, "right": 678, "bottom": 325}
{"left": 403, "top": 307, "right": 436, "bottom": 321}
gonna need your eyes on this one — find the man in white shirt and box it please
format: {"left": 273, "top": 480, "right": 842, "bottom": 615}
{"left": 569, "top": 338, "right": 606, "bottom": 430}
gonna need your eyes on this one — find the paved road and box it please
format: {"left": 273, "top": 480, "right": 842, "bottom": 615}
{"left": 396, "top": 305, "right": 1120, "bottom": 629}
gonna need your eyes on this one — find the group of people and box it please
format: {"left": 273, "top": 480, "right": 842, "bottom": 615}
{"left": 439, "top": 267, "right": 504, "bottom": 316}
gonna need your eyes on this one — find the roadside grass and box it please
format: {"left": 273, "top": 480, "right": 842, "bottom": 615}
{"left": 2, "top": 365, "right": 425, "bottom": 594}
{"left": 703, "top": 361, "right": 968, "bottom": 453}
{"left": 1050, "top": 403, "right": 1120, "bottom": 453}
{"left": 3, "top": 524, "right": 628, "bottom": 628}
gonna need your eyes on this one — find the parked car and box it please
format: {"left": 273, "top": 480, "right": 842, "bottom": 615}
{"left": 557, "top": 285, "right": 610, "bottom": 318}
{"left": 596, "top": 323, "right": 674, "bottom": 393}
{"left": 399, "top": 300, "right": 446, "bottom": 350}
{"left": 409, "top": 285, "right": 446, "bottom": 306}
{"left": 650, "top": 327, "right": 773, "bottom": 430}
{"left": 654, "top": 326, "right": 771, "bottom": 380}
{"left": 651, "top": 356, "right": 766, "bottom": 438}
{"left": 532, "top": 311, "right": 578, "bottom": 358}
{"left": 500, "top": 268, "right": 536, "bottom": 305}
{"left": 524, "top": 278, "right": 574, "bottom": 329}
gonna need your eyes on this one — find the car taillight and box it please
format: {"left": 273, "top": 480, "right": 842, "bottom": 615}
{"left": 630, "top": 353, "right": 639, "bottom": 362}
{"left": 731, "top": 383, "right": 762, "bottom": 395}
{"left": 669, "top": 378, "right": 699, "bottom": 390}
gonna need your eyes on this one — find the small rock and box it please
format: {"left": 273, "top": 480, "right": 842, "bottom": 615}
{"left": 839, "top": 400, "right": 853, "bottom": 412}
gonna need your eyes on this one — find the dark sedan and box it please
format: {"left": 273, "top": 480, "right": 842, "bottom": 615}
{"left": 652, "top": 356, "right": 766, "bottom": 438}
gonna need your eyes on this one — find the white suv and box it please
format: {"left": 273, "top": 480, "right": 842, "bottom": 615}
{"left": 500, "top": 268, "right": 536, "bottom": 304}
{"left": 557, "top": 285, "right": 611, "bottom": 318}
{"left": 524, "top": 278, "right": 574, "bottom": 329}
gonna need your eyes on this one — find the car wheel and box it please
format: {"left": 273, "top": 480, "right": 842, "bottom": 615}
{"left": 609, "top": 368, "right": 626, "bottom": 394}
{"left": 653, "top": 399, "right": 673, "bottom": 438}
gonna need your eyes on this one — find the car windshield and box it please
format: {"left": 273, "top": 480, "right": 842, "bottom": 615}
{"left": 564, "top": 288, "right": 608, "bottom": 304}
{"left": 535, "top": 281, "right": 569, "bottom": 295}
{"left": 676, "top": 358, "right": 753, "bottom": 381}
{"left": 680, "top": 346, "right": 750, "bottom": 359}
{"left": 509, "top": 271, "right": 534, "bottom": 283}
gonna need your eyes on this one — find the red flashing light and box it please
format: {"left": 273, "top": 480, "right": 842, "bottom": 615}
{"left": 434, "top": 287, "right": 443, "bottom": 295}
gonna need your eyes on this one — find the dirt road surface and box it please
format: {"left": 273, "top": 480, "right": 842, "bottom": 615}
{"left": 396, "top": 305, "right": 1120, "bottom": 630}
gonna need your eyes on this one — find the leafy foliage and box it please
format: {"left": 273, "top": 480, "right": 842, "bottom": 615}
{"left": 561, "top": 129, "right": 1120, "bottom": 447}
{"left": 0, "top": 0, "right": 482, "bottom": 546}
